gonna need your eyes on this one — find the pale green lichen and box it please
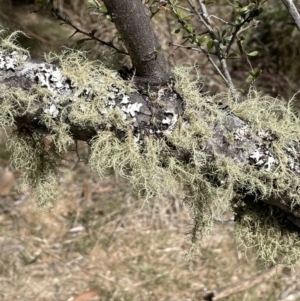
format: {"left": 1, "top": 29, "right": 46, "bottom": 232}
{"left": 6, "top": 131, "right": 59, "bottom": 211}
{"left": 0, "top": 28, "right": 29, "bottom": 57}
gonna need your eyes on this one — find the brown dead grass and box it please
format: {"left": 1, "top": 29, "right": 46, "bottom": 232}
{"left": 0, "top": 132, "right": 299, "bottom": 301}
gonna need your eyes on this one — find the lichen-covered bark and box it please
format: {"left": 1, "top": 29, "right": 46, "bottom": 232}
{"left": 2, "top": 33, "right": 300, "bottom": 265}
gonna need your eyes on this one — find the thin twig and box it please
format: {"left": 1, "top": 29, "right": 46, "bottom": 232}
{"left": 186, "top": 0, "right": 238, "bottom": 100}
{"left": 170, "top": 42, "right": 229, "bottom": 85}
{"left": 52, "top": 9, "right": 129, "bottom": 55}
{"left": 209, "top": 15, "right": 234, "bottom": 26}
{"left": 225, "top": 14, "right": 257, "bottom": 57}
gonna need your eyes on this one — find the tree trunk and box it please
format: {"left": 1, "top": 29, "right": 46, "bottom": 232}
{"left": 103, "top": 0, "right": 172, "bottom": 86}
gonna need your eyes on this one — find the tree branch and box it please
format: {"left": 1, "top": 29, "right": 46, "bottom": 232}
{"left": 2, "top": 24, "right": 300, "bottom": 264}
{"left": 52, "top": 9, "right": 129, "bottom": 56}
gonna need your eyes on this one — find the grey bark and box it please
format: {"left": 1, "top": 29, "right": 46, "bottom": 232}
{"left": 281, "top": 0, "right": 300, "bottom": 32}
{"left": 103, "top": 0, "right": 172, "bottom": 86}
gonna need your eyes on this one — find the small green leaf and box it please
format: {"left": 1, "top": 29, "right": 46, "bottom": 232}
{"left": 169, "top": 0, "right": 175, "bottom": 5}
{"left": 197, "top": 36, "right": 208, "bottom": 44}
{"left": 171, "top": 28, "right": 181, "bottom": 35}
{"left": 184, "top": 24, "right": 195, "bottom": 33}
{"left": 189, "top": 36, "right": 196, "bottom": 44}
{"left": 99, "top": 5, "right": 108, "bottom": 13}
{"left": 106, "top": 14, "right": 112, "bottom": 22}
{"left": 255, "top": 69, "right": 262, "bottom": 77}
{"left": 76, "top": 38, "right": 92, "bottom": 45}
{"left": 207, "top": 40, "right": 214, "bottom": 51}
{"left": 227, "top": 52, "right": 239, "bottom": 59}
{"left": 247, "top": 51, "right": 258, "bottom": 57}
{"left": 239, "top": 5, "right": 249, "bottom": 13}
{"left": 246, "top": 75, "right": 254, "bottom": 83}
{"left": 182, "top": 15, "right": 192, "bottom": 21}
{"left": 248, "top": 69, "right": 262, "bottom": 81}
{"left": 88, "top": 0, "right": 98, "bottom": 7}
{"left": 176, "top": 9, "right": 184, "bottom": 20}
{"left": 155, "top": 45, "right": 162, "bottom": 53}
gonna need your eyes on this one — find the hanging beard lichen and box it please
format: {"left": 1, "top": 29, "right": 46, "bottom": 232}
{"left": 6, "top": 130, "right": 60, "bottom": 211}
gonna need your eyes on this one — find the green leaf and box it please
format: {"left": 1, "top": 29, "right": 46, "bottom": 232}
{"left": 227, "top": 52, "right": 239, "bottom": 59}
{"left": 248, "top": 69, "right": 262, "bottom": 82}
{"left": 254, "top": 69, "right": 262, "bottom": 77}
{"left": 88, "top": 0, "right": 98, "bottom": 7}
{"left": 207, "top": 40, "right": 214, "bottom": 51}
{"left": 246, "top": 75, "right": 254, "bottom": 83}
{"left": 171, "top": 28, "right": 181, "bottom": 35}
{"left": 76, "top": 38, "right": 92, "bottom": 45}
{"left": 184, "top": 24, "right": 195, "bottom": 33}
{"left": 182, "top": 15, "right": 192, "bottom": 21}
{"left": 99, "top": 5, "right": 108, "bottom": 13}
{"left": 189, "top": 36, "right": 196, "bottom": 44}
{"left": 176, "top": 9, "right": 184, "bottom": 20}
{"left": 197, "top": 36, "right": 208, "bottom": 44}
{"left": 106, "top": 14, "right": 112, "bottom": 22}
{"left": 239, "top": 5, "right": 249, "bottom": 13}
{"left": 169, "top": 0, "right": 175, "bottom": 5}
{"left": 155, "top": 45, "right": 162, "bottom": 53}
{"left": 247, "top": 51, "right": 258, "bottom": 57}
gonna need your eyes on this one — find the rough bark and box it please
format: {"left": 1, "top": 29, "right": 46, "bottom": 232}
{"left": 103, "top": 0, "right": 172, "bottom": 86}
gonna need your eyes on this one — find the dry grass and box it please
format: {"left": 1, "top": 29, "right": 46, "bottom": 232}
{"left": 0, "top": 134, "right": 299, "bottom": 301}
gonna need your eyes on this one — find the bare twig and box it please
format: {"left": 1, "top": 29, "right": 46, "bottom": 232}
{"left": 281, "top": 0, "right": 300, "bottom": 32}
{"left": 201, "top": 265, "right": 283, "bottom": 301}
{"left": 170, "top": 42, "right": 229, "bottom": 84}
{"left": 186, "top": 0, "right": 238, "bottom": 101}
{"left": 52, "top": 9, "right": 129, "bottom": 55}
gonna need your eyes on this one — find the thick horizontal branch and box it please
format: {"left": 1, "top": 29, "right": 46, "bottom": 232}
{"left": 1, "top": 46, "right": 300, "bottom": 265}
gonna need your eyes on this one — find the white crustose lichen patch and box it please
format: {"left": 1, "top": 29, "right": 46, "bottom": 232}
{"left": 285, "top": 143, "right": 300, "bottom": 174}
{"left": 121, "top": 102, "right": 143, "bottom": 117}
{"left": 163, "top": 110, "right": 178, "bottom": 134}
{"left": 234, "top": 125, "right": 250, "bottom": 141}
{"left": 0, "top": 50, "right": 28, "bottom": 71}
{"left": 249, "top": 147, "right": 277, "bottom": 171}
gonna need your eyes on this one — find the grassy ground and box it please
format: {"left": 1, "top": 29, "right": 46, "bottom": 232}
{"left": 0, "top": 135, "right": 299, "bottom": 301}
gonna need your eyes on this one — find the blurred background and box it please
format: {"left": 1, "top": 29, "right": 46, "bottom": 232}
{"left": 0, "top": 0, "right": 300, "bottom": 300}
